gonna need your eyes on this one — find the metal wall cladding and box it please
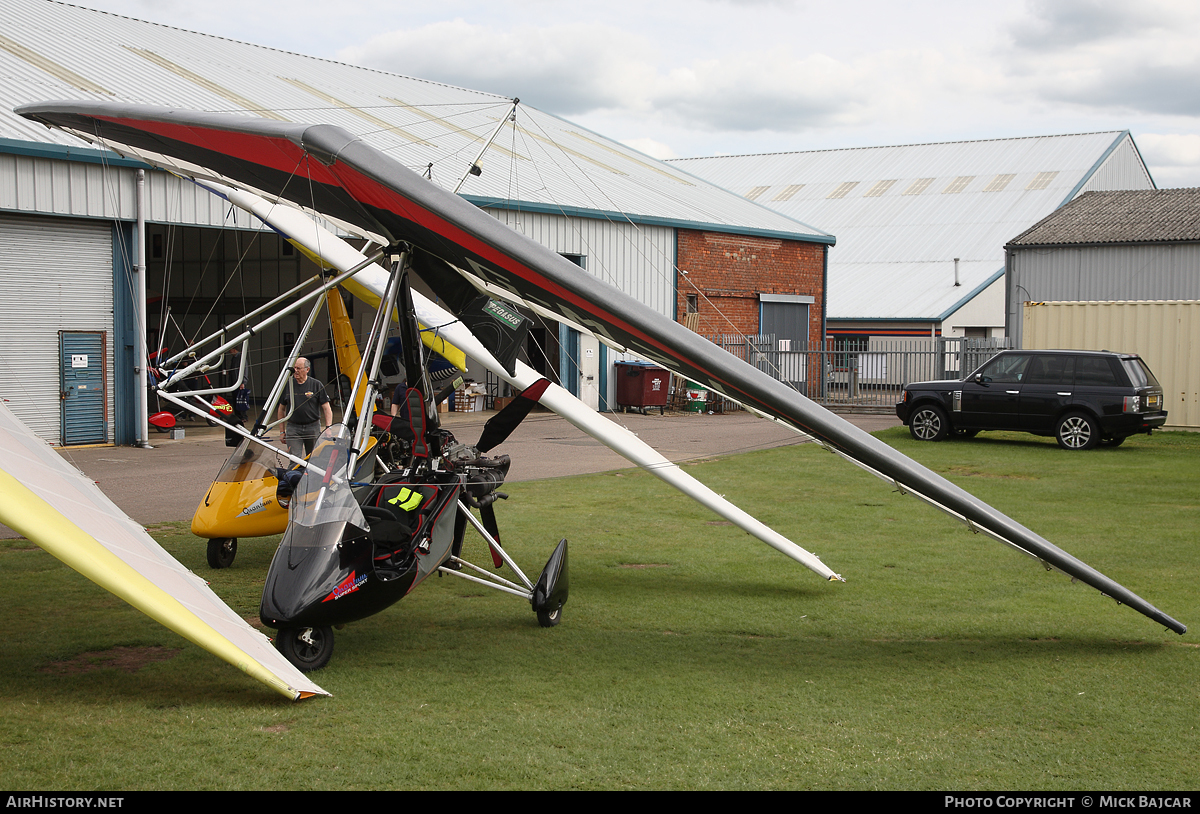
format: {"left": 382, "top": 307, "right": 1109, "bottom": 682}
{"left": 485, "top": 209, "right": 676, "bottom": 319}
{"left": 0, "top": 152, "right": 260, "bottom": 229}
{"left": 1078, "top": 138, "right": 1156, "bottom": 194}
{"left": 0, "top": 211, "right": 114, "bottom": 442}
{"left": 1013, "top": 244, "right": 1200, "bottom": 303}
{"left": 1023, "top": 300, "right": 1200, "bottom": 429}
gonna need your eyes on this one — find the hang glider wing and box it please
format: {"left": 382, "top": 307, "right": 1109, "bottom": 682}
{"left": 16, "top": 101, "right": 1184, "bottom": 634}
{"left": 0, "top": 401, "right": 329, "bottom": 700}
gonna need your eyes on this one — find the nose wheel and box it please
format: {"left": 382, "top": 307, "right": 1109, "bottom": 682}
{"left": 206, "top": 537, "right": 237, "bottom": 568}
{"left": 274, "top": 625, "right": 335, "bottom": 672}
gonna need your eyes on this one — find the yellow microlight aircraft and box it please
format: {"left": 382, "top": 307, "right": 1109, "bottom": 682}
{"left": 192, "top": 281, "right": 468, "bottom": 569}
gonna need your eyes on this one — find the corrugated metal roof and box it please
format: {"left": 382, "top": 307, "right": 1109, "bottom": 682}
{"left": 0, "top": 0, "right": 831, "bottom": 243}
{"left": 1008, "top": 189, "right": 1200, "bottom": 246}
{"left": 672, "top": 132, "right": 1156, "bottom": 321}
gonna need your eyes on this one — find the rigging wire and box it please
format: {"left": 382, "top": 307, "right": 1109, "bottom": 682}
{"left": 466, "top": 106, "right": 803, "bottom": 395}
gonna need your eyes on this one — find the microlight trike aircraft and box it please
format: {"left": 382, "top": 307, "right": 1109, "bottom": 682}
{"left": 13, "top": 101, "right": 1185, "bottom": 675}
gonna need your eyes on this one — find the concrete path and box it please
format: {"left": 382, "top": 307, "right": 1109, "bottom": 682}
{"left": 6, "top": 409, "right": 899, "bottom": 534}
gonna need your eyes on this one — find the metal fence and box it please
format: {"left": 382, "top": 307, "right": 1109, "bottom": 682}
{"left": 704, "top": 335, "right": 1013, "bottom": 411}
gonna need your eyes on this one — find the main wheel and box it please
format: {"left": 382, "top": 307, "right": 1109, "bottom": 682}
{"left": 206, "top": 537, "right": 237, "bottom": 568}
{"left": 1056, "top": 412, "right": 1098, "bottom": 450}
{"left": 536, "top": 604, "right": 562, "bottom": 628}
{"left": 275, "top": 625, "right": 334, "bottom": 672}
{"left": 908, "top": 405, "right": 949, "bottom": 442}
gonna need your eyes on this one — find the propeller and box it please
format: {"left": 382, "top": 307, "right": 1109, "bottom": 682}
{"left": 476, "top": 378, "right": 550, "bottom": 454}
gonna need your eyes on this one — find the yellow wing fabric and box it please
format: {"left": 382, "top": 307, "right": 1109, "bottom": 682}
{"left": 338, "top": 276, "right": 467, "bottom": 372}
{"left": 327, "top": 288, "right": 371, "bottom": 420}
{"left": 0, "top": 403, "right": 328, "bottom": 701}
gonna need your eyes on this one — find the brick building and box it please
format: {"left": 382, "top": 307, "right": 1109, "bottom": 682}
{"left": 676, "top": 229, "right": 827, "bottom": 348}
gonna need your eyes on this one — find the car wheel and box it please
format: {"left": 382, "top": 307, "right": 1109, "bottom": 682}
{"left": 275, "top": 625, "right": 334, "bottom": 672}
{"left": 1056, "top": 412, "right": 1098, "bottom": 450}
{"left": 909, "top": 405, "right": 949, "bottom": 442}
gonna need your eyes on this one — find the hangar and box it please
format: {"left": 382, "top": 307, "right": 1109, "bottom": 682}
{"left": 0, "top": 0, "right": 831, "bottom": 445}
{"left": 672, "top": 131, "right": 1155, "bottom": 343}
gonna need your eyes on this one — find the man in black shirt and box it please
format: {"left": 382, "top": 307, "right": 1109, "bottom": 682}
{"left": 277, "top": 357, "right": 333, "bottom": 458}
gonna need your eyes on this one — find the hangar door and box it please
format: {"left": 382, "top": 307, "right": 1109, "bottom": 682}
{"left": 0, "top": 213, "right": 114, "bottom": 444}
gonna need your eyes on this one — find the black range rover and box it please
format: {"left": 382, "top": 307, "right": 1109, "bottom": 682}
{"left": 895, "top": 350, "right": 1167, "bottom": 450}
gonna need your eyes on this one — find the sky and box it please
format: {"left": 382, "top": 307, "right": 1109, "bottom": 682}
{"left": 63, "top": 0, "right": 1200, "bottom": 187}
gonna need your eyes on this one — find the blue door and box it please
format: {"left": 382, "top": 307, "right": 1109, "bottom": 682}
{"left": 60, "top": 331, "right": 108, "bottom": 445}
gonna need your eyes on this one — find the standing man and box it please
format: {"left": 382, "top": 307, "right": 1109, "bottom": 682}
{"left": 278, "top": 357, "right": 332, "bottom": 458}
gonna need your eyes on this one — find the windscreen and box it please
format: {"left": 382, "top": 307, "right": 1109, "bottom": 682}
{"left": 288, "top": 427, "right": 366, "bottom": 532}
{"left": 214, "top": 438, "right": 282, "bottom": 483}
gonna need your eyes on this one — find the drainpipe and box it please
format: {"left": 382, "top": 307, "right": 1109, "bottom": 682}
{"left": 136, "top": 169, "right": 151, "bottom": 448}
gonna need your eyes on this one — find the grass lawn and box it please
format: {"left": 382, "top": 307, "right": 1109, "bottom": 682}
{"left": 1, "top": 427, "right": 1196, "bottom": 790}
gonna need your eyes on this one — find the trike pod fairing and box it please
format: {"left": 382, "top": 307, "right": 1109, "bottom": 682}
{"left": 16, "top": 100, "right": 1185, "bottom": 635}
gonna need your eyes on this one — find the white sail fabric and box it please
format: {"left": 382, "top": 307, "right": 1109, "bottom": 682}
{"left": 0, "top": 402, "right": 328, "bottom": 700}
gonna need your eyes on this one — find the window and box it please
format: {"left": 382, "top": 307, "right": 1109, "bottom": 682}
{"left": 903, "top": 178, "right": 934, "bottom": 195}
{"left": 979, "top": 353, "right": 1030, "bottom": 383}
{"left": 942, "top": 176, "right": 974, "bottom": 194}
{"left": 745, "top": 186, "right": 770, "bottom": 200}
{"left": 1075, "top": 356, "right": 1120, "bottom": 386}
{"left": 1025, "top": 355, "right": 1074, "bottom": 385}
{"left": 1026, "top": 171, "right": 1059, "bottom": 190}
{"left": 773, "top": 184, "right": 804, "bottom": 201}
{"left": 864, "top": 179, "right": 897, "bottom": 197}
{"left": 685, "top": 293, "right": 698, "bottom": 314}
{"left": 984, "top": 173, "right": 1015, "bottom": 192}
{"left": 827, "top": 181, "right": 859, "bottom": 199}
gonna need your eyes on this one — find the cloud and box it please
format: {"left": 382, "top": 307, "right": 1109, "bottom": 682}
{"left": 1008, "top": 0, "right": 1170, "bottom": 49}
{"left": 338, "top": 20, "right": 658, "bottom": 115}
{"left": 1136, "top": 133, "right": 1200, "bottom": 188}
{"left": 619, "top": 137, "right": 677, "bottom": 161}
{"left": 339, "top": 17, "right": 894, "bottom": 135}
{"left": 651, "top": 51, "right": 874, "bottom": 132}
{"left": 1002, "top": 0, "right": 1200, "bottom": 116}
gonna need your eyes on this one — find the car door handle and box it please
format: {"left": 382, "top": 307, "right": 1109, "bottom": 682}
{"left": 1057, "top": 392, "right": 1071, "bottom": 397}
{"left": 1006, "top": 390, "right": 1020, "bottom": 395}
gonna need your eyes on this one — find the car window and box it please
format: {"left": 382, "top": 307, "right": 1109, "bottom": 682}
{"left": 980, "top": 354, "right": 1031, "bottom": 383}
{"left": 1122, "top": 358, "right": 1160, "bottom": 388}
{"left": 1074, "top": 356, "right": 1121, "bottom": 386}
{"left": 1025, "top": 355, "right": 1075, "bottom": 385}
